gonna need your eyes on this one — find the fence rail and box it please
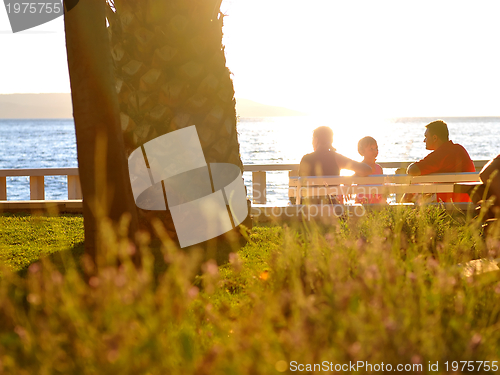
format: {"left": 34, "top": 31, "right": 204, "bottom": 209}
{"left": 0, "top": 160, "right": 490, "bottom": 203}
{"left": 0, "top": 168, "right": 81, "bottom": 201}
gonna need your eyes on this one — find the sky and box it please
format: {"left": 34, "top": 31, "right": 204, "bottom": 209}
{"left": 1, "top": 0, "right": 499, "bottom": 118}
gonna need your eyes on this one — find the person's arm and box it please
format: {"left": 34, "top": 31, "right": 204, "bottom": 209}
{"left": 336, "top": 154, "right": 372, "bottom": 177}
{"left": 406, "top": 163, "right": 421, "bottom": 176}
{"left": 298, "top": 156, "right": 311, "bottom": 177}
{"left": 407, "top": 148, "right": 444, "bottom": 176}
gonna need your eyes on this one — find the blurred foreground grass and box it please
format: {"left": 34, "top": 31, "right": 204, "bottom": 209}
{"left": 0, "top": 206, "right": 499, "bottom": 374}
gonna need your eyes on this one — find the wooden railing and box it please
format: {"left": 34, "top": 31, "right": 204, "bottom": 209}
{"left": 0, "top": 160, "right": 490, "bottom": 203}
{"left": 0, "top": 168, "right": 81, "bottom": 200}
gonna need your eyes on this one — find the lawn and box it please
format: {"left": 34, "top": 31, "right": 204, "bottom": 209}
{"left": 0, "top": 213, "right": 84, "bottom": 271}
{"left": 0, "top": 206, "right": 499, "bottom": 374}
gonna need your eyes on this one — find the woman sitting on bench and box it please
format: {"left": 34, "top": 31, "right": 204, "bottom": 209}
{"left": 298, "top": 126, "right": 372, "bottom": 204}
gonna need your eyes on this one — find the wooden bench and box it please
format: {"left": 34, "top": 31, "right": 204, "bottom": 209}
{"left": 289, "top": 172, "right": 481, "bottom": 205}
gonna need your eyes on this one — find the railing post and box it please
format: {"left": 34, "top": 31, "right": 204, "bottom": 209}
{"left": 252, "top": 171, "right": 266, "bottom": 204}
{"left": 30, "top": 176, "right": 45, "bottom": 200}
{"left": 395, "top": 167, "right": 406, "bottom": 203}
{"left": 68, "top": 175, "right": 83, "bottom": 200}
{"left": 0, "top": 176, "right": 6, "bottom": 200}
{"left": 289, "top": 170, "right": 298, "bottom": 204}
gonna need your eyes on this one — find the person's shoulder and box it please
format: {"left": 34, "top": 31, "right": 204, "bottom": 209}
{"left": 332, "top": 152, "right": 350, "bottom": 163}
{"left": 300, "top": 152, "right": 315, "bottom": 162}
{"left": 449, "top": 141, "right": 469, "bottom": 151}
{"left": 417, "top": 147, "right": 438, "bottom": 162}
{"left": 450, "top": 141, "right": 473, "bottom": 156}
{"left": 333, "top": 151, "right": 347, "bottom": 160}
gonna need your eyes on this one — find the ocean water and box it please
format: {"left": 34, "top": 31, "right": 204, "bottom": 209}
{"left": 0, "top": 119, "right": 77, "bottom": 201}
{"left": 239, "top": 116, "right": 500, "bottom": 204}
{"left": 0, "top": 117, "right": 499, "bottom": 203}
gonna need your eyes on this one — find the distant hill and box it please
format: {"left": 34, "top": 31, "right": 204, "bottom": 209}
{"left": 0, "top": 93, "right": 73, "bottom": 119}
{"left": 235, "top": 98, "right": 306, "bottom": 117}
{"left": 0, "top": 94, "right": 305, "bottom": 119}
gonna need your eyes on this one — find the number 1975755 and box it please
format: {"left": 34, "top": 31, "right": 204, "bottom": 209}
{"left": 6, "top": 3, "right": 62, "bottom": 14}
{"left": 445, "top": 361, "right": 498, "bottom": 372}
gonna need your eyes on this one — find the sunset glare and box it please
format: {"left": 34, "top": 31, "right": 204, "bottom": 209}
{"left": 1, "top": 0, "right": 499, "bottom": 118}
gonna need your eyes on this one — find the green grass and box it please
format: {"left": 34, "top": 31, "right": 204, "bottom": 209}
{"left": 0, "top": 206, "right": 499, "bottom": 374}
{"left": 0, "top": 213, "right": 84, "bottom": 271}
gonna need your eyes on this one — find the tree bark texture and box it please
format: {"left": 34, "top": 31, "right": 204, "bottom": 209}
{"left": 64, "top": 0, "right": 139, "bottom": 264}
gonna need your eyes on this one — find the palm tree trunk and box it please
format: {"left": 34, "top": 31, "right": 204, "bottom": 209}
{"left": 64, "top": 0, "right": 139, "bottom": 264}
{"left": 108, "top": 0, "right": 249, "bottom": 249}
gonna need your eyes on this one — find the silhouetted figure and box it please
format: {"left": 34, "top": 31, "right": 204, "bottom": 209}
{"left": 299, "top": 126, "right": 372, "bottom": 177}
{"left": 469, "top": 155, "right": 500, "bottom": 220}
{"left": 298, "top": 126, "right": 371, "bottom": 204}
{"left": 479, "top": 155, "right": 500, "bottom": 207}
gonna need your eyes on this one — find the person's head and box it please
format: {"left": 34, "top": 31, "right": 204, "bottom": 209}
{"left": 358, "top": 136, "right": 379, "bottom": 161}
{"left": 424, "top": 120, "right": 449, "bottom": 150}
{"left": 312, "top": 126, "right": 334, "bottom": 151}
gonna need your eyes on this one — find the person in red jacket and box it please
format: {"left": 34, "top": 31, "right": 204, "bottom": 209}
{"left": 406, "top": 120, "right": 475, "bottom": 203}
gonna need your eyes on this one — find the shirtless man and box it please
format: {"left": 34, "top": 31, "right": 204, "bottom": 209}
{"left": 299, "top": 126, "right": 372, "bottom": 177}
{"left": 406, "top": 120, "right": 475, "bottom": 203}
{"left": 298, "top": 126, "right": 371, "bottom": 204}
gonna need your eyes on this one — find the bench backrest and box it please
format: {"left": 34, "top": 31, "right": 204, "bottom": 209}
{"left": 289, "top": 172, "right": 480, "bottom": 204}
